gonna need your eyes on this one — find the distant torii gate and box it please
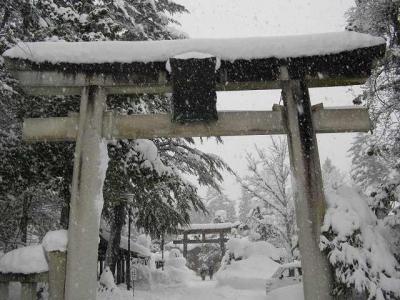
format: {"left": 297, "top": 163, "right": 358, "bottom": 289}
{"left": 173, "top": 223, "right": 238, "bottom": 258}
{"left": 3, "top": 31, "right": 385, "bottom": 300}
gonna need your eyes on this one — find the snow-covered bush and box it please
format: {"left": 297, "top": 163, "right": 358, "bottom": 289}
{"left": 214, "top": 209, "right": 227, "bottom": 223}
{"left": 97, "top": 267, "right": 125, "bottom": 300}
{"left": 125, "top": 248, "right": 196, "bottom": 288}
{"left": 136, "top": 234, "right": 152, "bottom": 249}
{"left": 226, "top": 237, "right": 283, "bottom": 262}
{"left": 99, "top": 267, "right": 116, "bottom": 291}
{"left": 321, "top": 186, "right": 400, "bottom": 299}
{"left": 168, "top": 248, "right": 181, "bottom": 259}
{"left": 163, "top": 249, "right": 196, "bottom": 284}
{"left": 216, "top": 237, "right": 281, "bottom": 289}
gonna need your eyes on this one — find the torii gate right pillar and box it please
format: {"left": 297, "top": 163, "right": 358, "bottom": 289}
{"left": 281, "top": 71, "right": 333, "bottom": 299}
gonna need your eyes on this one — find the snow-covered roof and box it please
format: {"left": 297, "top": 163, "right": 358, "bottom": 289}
{"left": 3, "top": 32, "right": 384, "bottom": 65}
{"left": 100, "top": 229, "right": 151, "bottom": 257}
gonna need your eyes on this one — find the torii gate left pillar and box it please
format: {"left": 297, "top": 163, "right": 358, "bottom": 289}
{"left": 64, "top": 86, "right": 107, "bottom": 300}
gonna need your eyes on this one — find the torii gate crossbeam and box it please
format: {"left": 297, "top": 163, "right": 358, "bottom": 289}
{"left": 3, "top": 31, "right": 385, "bottom": 300}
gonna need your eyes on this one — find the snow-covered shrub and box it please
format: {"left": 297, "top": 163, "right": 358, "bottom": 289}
{"left": 226, "top": 237, "right": 283, "bottom": 262}
{"left": 321, "top": 186, "right": 400, "bottom": 299}
{"left": 216, "top": 237, "right": 281, "bottom": 289}
{"left": 98, "top": 267, "right": 116, "bottom": 291}
{"left": 134, "top": 263, "right": 153, "bottom": 289}
{"left": 163, "top": 249, "right": 196, "bottom": 284}
{"left": 214, "top": 209, "right": 227, "bottom": 223}
{"left": 136, "top": 234, "right": 152, "bottom": 249}
{"left": 97, "top": 267, "right": 125, "bottom": 300}
{"left": 168, "top": 248, "right": 181, "bottom": 259}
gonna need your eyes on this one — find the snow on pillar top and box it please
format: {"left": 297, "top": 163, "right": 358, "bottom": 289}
{"left": 42, "top": 229, "right": 68, "bottom": 252}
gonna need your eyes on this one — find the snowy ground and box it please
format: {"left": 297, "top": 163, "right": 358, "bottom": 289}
{"left": 101, "top": 277, "right": 302, "bottom": 300}
{"left": 116, "top": 278, "right": 266, "bottom": 300}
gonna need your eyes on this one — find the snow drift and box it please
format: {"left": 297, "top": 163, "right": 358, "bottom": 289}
{"left": 266, "top": 283, "right": 304, "bottom": 300}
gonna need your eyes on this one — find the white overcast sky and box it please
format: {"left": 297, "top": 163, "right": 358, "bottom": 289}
{"left": 172, "top": 0, "right": 360, "bottom": 202}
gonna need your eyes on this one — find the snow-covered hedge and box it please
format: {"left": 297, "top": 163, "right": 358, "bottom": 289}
{"left": 133, "top": 249, "right": 196, "bottom": 288}
{"left": 321, "top": 186, "right": 400, "bottom": 299}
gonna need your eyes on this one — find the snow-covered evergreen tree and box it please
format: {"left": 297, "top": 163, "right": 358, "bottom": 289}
{"left": 190, "top": 188, "right": 236, "bottom": 224}
{"left": 0, "top": 1, "right": 231, "bottom": 258}
{"left": 321, "top": 186, "right": 400, "bottom": 299}
{"left": 347, "top": 1, "right": 400, "bottom": 221}
{"left": 347, "top": 0, "right": 400, "bottom": 267}
{"left": 238, "top": 187, "right": 252, "bottom": 223}
{"left": 322, "top": 157, "right": 345, "bottom": 192}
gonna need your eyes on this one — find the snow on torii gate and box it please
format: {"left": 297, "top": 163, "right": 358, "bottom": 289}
{"left": 3, "top": 31, "right": 385, "bottom": 300}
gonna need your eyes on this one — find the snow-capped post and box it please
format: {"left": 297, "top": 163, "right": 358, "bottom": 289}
{"left": 64, "top": 86, "right": 108, "bottom": 300}
{"left": 0, "top": 283, "right": 8, "bottom": 300}
{"left": 127, "top": 206, "right": 132, "bottom": 290}
{"left": 280, "top": 66, "right": 333, "bottom": 299}
{"left": 219, "top": 232, "right": 226, "bottom": 257}
{"left": 47, "top": 251, "right": 67, "bottom": 300}
{"left": 42, "top": 230, "right": 68, "bottom": 300}
{"left": 183, "top": 233, "right": 188, "bottom": 258}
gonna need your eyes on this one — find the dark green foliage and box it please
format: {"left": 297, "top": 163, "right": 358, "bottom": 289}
{"left": 0, "top": 0, "right": 230, "bottom": 251}
{"left": 190, "top": 188, "right": 236, "bottom": 224}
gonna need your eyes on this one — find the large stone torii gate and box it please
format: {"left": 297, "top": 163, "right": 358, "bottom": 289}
{"left": 173, "top": 223, "right": 238, "bottom": 258}
{"left": 4, "top": 31, "right": 385, "bottom": 300}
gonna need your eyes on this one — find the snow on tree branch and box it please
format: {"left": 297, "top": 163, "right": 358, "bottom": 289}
{"left": 321, "top": 186, "right": 400, "bottom": 299}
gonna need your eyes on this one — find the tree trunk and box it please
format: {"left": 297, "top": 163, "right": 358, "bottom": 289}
{"left": 60, "top": 186, "right": 70, "bottom": 229}
{"left": 390, "top": 3, "right": 400, "bottom": 47}
{"left": 0, "top": 9, "right": 10, "bottom": 30}
{"left": 105, "top": 201, "right": 126, "bottom": 276}
{"left": 20, "top": 195, "right": 31, "bottom": 244}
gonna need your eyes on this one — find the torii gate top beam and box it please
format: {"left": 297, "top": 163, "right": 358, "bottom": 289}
{"left": 3, "top": 31, "right": 385, "bottom": 96}
{"left": 176, "top": 222, "right": 239, "bottom": 235}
